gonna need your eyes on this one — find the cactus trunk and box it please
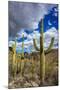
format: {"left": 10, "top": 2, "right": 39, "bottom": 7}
{"left": 12, "top": 38, "right": 17, "bottom": 77}
{"left": 20, "top": 34, "right": 25, "bottom": 75}
{"left": 21, "top": 34, "right": 24, "bottom": 59}
{"left": 33, "top": 19, "right": 54, "bottom": 85}
{"left": 40, "top": 19, "right": 45, "bottom": 85}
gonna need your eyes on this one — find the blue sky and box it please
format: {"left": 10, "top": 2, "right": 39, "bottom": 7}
{"left": 9, "top": 2, "right": 58, "bottom": 53}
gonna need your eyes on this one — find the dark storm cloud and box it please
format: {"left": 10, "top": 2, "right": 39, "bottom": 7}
{"left": 8, "top": 1, "right": 57, "bottom": 37}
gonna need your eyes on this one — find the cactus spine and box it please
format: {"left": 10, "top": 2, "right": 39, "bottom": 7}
{"left": 33, "top": 19, "right": 54, "bottom": 85}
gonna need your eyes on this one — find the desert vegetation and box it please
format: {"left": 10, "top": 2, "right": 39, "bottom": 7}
{"left": 8, "top": 49, "right": 58, "bottom": 88}
{"left": 8, "top": 19, "right": 58, "bottom": 88}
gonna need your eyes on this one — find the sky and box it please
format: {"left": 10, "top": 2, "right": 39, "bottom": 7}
{"left": 8, "top": 1, "right": 58, "bottom": 53}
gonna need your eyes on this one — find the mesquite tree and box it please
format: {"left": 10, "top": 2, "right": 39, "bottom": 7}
{"left": 33, "top": 19, "right": 54, "bottom": 85}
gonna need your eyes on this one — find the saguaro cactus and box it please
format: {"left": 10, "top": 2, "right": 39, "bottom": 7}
{"left": 33, "top": 19, "right": 54, "bottom": 85}
{"left": 21, "top": 33, "right": 24, "bottom": 59}
{"left": 30, "top": 47, "right": 35, "bottom": 78}
{"left": 20, "top": 33, "right": 25, "bottom": 75}
{"left": 12, "top": 37, "right": 17, "bottom": 77}
{"left": 12, "top": 34, "right": 25, "bottom": 76}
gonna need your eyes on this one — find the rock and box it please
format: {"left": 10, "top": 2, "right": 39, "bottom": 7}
{"left": 24, "top": 81, "right": 32, "bottom": 87}
{"left": 31, "top": 81, "right": 39, "bottom": 87}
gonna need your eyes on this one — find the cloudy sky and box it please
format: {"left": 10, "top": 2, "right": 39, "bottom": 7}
{"left": 8, "top": 1, "right": 58, "bottom": 53}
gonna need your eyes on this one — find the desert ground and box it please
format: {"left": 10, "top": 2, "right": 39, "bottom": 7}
{"left": 8, "top": 49, "right": 58, "bottom": 88}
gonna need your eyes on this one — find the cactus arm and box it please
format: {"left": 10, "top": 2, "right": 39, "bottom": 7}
{"left": 33, "top": 38, "right": 40, "bottom": 51}
{"left": 44, "top": 37, "right": 54, "bottom": 54}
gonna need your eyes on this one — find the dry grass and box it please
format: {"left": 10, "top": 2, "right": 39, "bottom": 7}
{"left": 8, "top": 49, "right": 58, "bottom": 88}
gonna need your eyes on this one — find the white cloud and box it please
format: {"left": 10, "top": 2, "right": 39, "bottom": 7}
{"left": 9, "top": 27, "right": 58, "bottom": 52}
{"left": 8, "top": 40, "right": 15, "bottom": 47}
{"left": 17, "top": 29, "right": 28, "bottom": 38}
{"left": 29, "top": 22, "right": 38, "bottom": 29}
{"left": 9, "top": 2, "right": 56, "bottom": 37}
{"left": 44, "top": 27, "right": 58, "bottom": 37}
{"left": 27, "top": 34, "right": 33, "bottom": 40}
{"left": 31, "top": 27, "right": 58, "bottom": 49}
{"left": 54, "top": 7, "right": 58, "bottom": 12}
{"left": 44, "top": 27, "right": 58, "bottom": 49}
{"left": 53, "top": 7, "right": 58, "bottom": 17}
{"left": 54, "top": 13, "right": 58, "bottom": 17}
{"left": 48, "top": 20, "right": 52, "bottom": 26}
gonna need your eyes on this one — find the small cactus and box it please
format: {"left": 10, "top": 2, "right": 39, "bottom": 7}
{"left": 33, "top": 19, "right": 54, "bottom": 85}
{"left": 12, "top": 33, "right": 25, "bottom": 76}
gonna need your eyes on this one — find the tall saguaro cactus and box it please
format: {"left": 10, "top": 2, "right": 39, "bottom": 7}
{"left": 20, "top": 33, "right": 25, "bottom": 75}
{"left": 21, "top": 33, "right": 24, "bottom": 59}
{"left": 12, "top": 37, "right": 17, "bottom": 77}
{"left": 33, "top": 19, "right": 54, "bottom": 85}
